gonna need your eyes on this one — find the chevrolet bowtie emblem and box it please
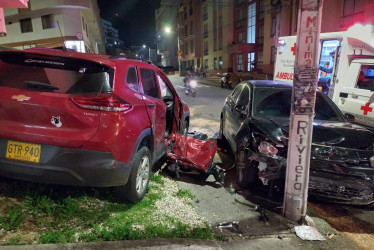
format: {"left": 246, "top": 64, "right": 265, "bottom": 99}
{"left": 11, "top": 94, "right": 31, "bottom": 102}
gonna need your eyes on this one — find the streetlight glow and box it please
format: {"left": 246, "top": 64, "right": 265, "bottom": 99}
{"left": 165, "top": 27, "right": 171, "bottom": 33}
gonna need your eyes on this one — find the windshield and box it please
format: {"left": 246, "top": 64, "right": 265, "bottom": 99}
{"left": 0, "top": 52, "right": 113, "bottom": 94}
{"left": 253, "top": 87, "right": 345, "bottom": 122}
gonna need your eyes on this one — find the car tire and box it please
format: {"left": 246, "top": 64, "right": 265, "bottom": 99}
{"left": 115, "top": 146, "right": 151, "bottom": 203}
{"left": 236, "top": 149, "right": 259, "bottom": 188}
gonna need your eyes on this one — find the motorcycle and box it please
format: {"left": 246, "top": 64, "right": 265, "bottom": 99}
{"left": 185, "top": 79, "right": 197, "bottom": 97}
{"left": 220, "top": 73, "right": 232, "bottom": 89}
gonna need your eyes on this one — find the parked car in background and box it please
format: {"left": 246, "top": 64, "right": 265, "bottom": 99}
{"left": 220, "top": 80, "right": 374, "bottom": 205}
{"left": 0, "top": 48, "right": 190, "bottom": 203}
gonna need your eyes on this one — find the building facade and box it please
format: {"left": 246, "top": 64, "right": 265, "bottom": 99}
{"left": 262, "top": 0, "right": 374, "bottom": 77}
{"left": 101, "top": 18, "right": 124, "bottom": 55}
{"left": 160, "top": 0, "right": 374, "bottom": 79}
{"left": 155, "top": 0, "right": 181, "bottom": 68}
{"left": 0, "top": 0, "right": 105, "bottom": 54}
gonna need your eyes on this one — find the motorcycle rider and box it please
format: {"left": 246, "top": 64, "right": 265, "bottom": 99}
{"left": 221, "top": 73, "right": 232, "bottom": 89}
{"left": 184, "top": 70, "right": 194, "bottom": 95}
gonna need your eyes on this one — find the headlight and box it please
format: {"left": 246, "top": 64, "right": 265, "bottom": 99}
{"left": 258, "top": 141, "right": 278, "bottom": 156}
{"left": 371, "top": 155, "right": 374, "bottom": 167}
{"left": 190, "top": 80, "right": 197, "bottom": 88}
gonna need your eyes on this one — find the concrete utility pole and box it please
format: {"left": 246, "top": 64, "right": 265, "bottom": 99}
{"left": 283, "top": 0, "right": 323, "bottom": 223}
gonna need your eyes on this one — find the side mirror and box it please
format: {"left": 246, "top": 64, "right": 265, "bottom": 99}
{"left": 235, "top": 104, "right": 248, "bottom": 116}
{"left": 344, "top": 113, "right": 355, "bottom": 122}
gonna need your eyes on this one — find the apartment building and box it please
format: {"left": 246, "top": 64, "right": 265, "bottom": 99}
{"left": 101, "top": 18, "right": 124, "bottom": 55}
{"left": 155, "top": 0, "right": 181, "bottom": 68}
{"left": 262, "top": 0, "right": 374, "bottom": 76}
{"left": 178, "top": 0, "right": 203, "bottom": 72}
{"left": 0, "top": 0, "right": 105, "bottom": 54}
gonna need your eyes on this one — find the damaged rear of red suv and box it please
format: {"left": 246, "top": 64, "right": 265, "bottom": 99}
{"left": 0, "top": 48, "right": 189, "bottom": 203}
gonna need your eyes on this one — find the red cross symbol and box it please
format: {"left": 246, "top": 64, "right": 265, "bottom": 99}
{"left": 291, "top": 43, "right": 296, "bottom": 56}
{"left": 360, "top": 102, "right": 373, "bottom": 116}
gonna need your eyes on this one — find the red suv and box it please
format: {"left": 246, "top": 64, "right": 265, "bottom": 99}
{"left": 0, "top": 48, "right": 189, "bottom": 203}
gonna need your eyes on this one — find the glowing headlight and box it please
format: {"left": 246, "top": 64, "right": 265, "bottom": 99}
{"left": 258, "top": 141, "right": 278, "bottom": 156}
{"left": 190, "top": 80, "right": 197, "bottom": 88}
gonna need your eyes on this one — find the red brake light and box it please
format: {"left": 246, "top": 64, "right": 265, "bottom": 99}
{"left": 69, "top": 93, "right": 132, "bottom": 112}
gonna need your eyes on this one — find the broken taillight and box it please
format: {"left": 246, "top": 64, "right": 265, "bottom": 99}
{"left": 69, "top": 93, "right": 132, "bottom": 112}
{"left": 258, "top": 141, "right": 278, "bottom": 156}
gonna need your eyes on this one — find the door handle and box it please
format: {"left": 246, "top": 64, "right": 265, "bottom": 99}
{"left": 148, "top": 103, "right": 155, "bottom": 108}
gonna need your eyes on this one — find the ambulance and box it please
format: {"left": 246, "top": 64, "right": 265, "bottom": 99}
{"left": 274, "top": 24, "right": 374, "bottom": 130}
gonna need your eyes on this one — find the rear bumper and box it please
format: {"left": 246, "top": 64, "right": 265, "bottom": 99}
{"left": 0, "top": 139, "right": 131, "bottom": 187}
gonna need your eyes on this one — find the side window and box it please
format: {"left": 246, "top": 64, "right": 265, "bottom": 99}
{"left": 356, "top": 65, "right": 374, "bottom": 91}
{"left": 236, "top": 86, "right": 250, "bottom": 108}
{"left": 231, "top": 85, "right": 244, "bottom": 101}
{"left": 140, "top": 68, "right": 159, "bottom": 98}
{"left": 157, "top": 74, "right": 173, "bottom": 99}
{"left": 126, "top": 66, "right": 139, "bottom": 91}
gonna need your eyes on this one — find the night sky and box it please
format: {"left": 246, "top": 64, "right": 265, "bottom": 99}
{"left": 97, "top": 0, "right": 161, "bottom": 49}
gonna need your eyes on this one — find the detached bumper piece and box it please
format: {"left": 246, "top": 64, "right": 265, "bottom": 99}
{"left": 309, "top": 171, "right": 374, "bottom": 205}
{"left": 166, "top": 133, "right": 224, "bottom": 184}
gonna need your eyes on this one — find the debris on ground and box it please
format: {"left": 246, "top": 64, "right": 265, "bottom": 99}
{"left": 295, "top": 225, "right": 325, "bottom": 241}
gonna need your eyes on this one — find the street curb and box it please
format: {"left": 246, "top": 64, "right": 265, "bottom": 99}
{"left": 0, "top": 239, "right": 222, "bottom": 250}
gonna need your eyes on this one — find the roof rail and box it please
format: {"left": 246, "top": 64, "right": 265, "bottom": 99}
{"left": 109, "top": 55, "right": 153, "bottom": 64}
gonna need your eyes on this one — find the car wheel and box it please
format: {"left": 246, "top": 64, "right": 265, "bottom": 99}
{"left": 236, "top": 149, "right": 259, "bottom": 188}
{"left": 181, "top": 120, "right": 189, "bottom": 136}
{"left": 116, "top": 146, "right": 151, "bottom": 203}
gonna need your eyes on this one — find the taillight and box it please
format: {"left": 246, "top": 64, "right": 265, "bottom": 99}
{"left": 258, "top": 141, "right": 278, "bottom": 156}
{"left": 69, "top": 93, "right": 132, "bottom": 112}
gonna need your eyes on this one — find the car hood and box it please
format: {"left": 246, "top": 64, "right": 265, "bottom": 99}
{"left": 250, "top": 116, "right": 374, "bottom": 150}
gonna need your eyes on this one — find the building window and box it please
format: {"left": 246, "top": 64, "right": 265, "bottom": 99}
{"left": 204, "top": 59, "right": 209, "bottom": 69}
{"left": 203, "top": 6, "right": 208, "bottom": 20}
{"left": 237, "top": 53, "right": 243, "bottom": 71}
{"left": 214, "top": 57, "right": 218, "bottom": 70}
{"left": 189, "top": 1, "right": 193, "bottom": 15}
{"left": 271, "top": 16, "right": 276, "bottom": 37}
{"left": 258, "top": 50, "right": 263, "bottom": 70}
{"left": 184, "top": 7, "right": 187, "bottom": 19}
{"left": 18, "top": 3, "right": 31, "bottom": 14}
{"left": 271, "top": 46, "right": 276, "bottom": 64}
{"left": 247, "top": 3, "right": 256, "bottom": 43}
{"left": 185, "top": 42, "right": 189, "bottom": 56}
{"left": 238, "top": 31, "right": 245, "bottom": 43}
{"left": 190, "top": 21, "right": 193, "bottom": 35}
{"left": 41, "top": 14, "right": 55, "bottom": 29}
{"left": 219, "top": 56, "right": 223, "bottom": 69}
{"left": 218, "top": 36, "right": 223, "bottom": 50}
{"left": 258, "top": 0, "right": 265, "bottom": 20}
{"left": 248, "top": 52, "right": 255, "bottom": 71}
{"left": 190, "top": 39, "right": 194, "bottom": 54}
{"left": 20, "top": 18, "right": 33, "bottom": 33}
{"left": 342, "top": 0, "right": 365, "bottom": 26}
{"left": 184, "top": 25, "right": 188, "bottom": 36}
{"left": 258, "top": 25, "right": 264, "bottom": 44}
{"left": 204, "top": 42, "right": 208, "bottom": 55}
{"left": 236, "top": 9, "right": 245, "bottom": 28}
{"left": 343, "top": 0, "right": 364, "bottom": 16}
{"left": 203, "top": 24, "right": 208, "bottom": 38}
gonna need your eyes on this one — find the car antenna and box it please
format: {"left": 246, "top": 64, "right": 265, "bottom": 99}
{"left": 56, "top": 20, "right": 67, "bottom": 51}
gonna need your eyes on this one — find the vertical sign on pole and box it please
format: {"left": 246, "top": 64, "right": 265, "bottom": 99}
{"left": 283, "top": 0, "right": 324, "bottom": 223}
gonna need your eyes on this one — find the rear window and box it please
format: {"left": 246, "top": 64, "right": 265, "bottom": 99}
{"left": 0, "top": 52, "right": 113, "bottom": 94}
